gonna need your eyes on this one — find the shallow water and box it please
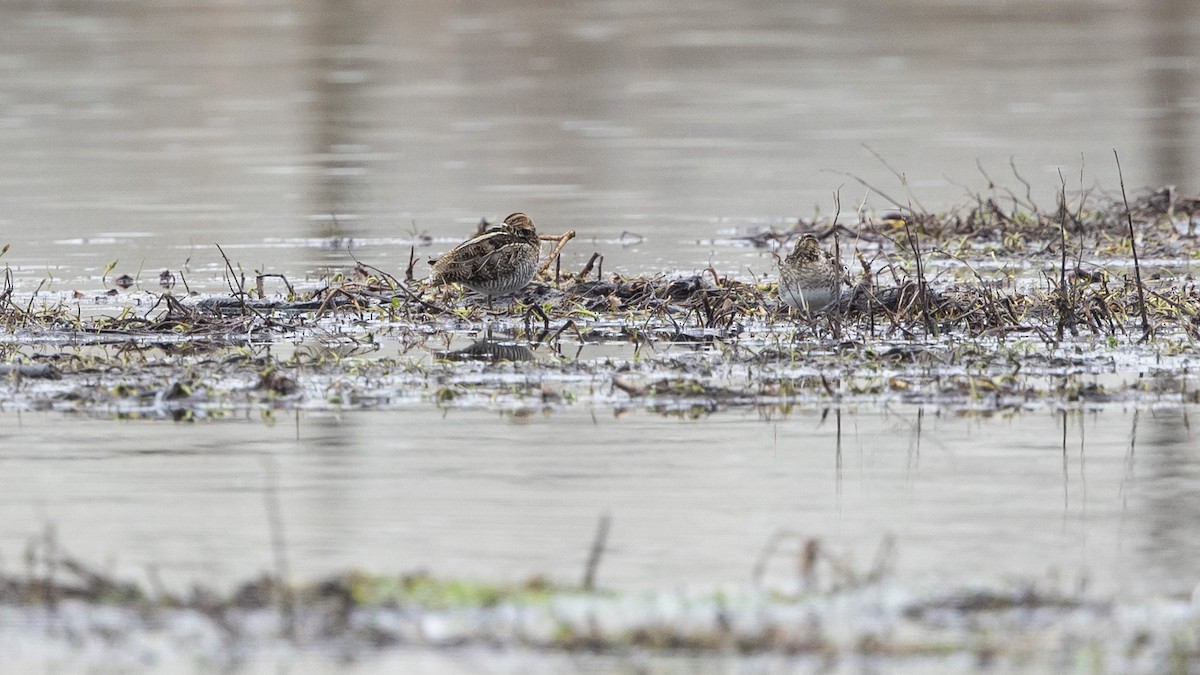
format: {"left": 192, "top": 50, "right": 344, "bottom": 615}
{"left": 1, "top": 0, "right": 1197, "bottom": 289}
{"left": 3, "top": 404, "right": 1198, "bottom": 600}
{"left": 1, "top": 0, "right": 1200, "bottom": 669}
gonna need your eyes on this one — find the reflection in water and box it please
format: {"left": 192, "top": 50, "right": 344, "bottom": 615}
{"left": 443, "top": 339, "right": 535, "bottom": 362}
{"left": 0, "top": 0, "right": 1197, "bottom": 285}
{"left": 834, "top": 407, "right": 842, "bottom": 497}
{"left": 1079, "top": 412, "right": 1088, "bottom": 515}
{"left": 1145, "top": 0, "right": 1197, "bottom": 189}
{"left": 1140, "top": 409, "right": 1199, "bottom": 595}
{"left": 1060, "top": 411, "right": 1091, "bottom": 517}
{"left": 1122, "top": 409, "right": 1140, "bottom": 512}
{"left": 300, "top": 412, "right": 367, "bottom": 578}
{"left": 911, "top": 407, "right": 923, "bottom": 469}
{"left": 1061, "top": 409, "right": 1068, "bottom": 510}
{"left": 3, "top": 407, "right": 1198, "bottom": 598}
{"left": 309, "top": 0, "right": 373, "bottom": 242}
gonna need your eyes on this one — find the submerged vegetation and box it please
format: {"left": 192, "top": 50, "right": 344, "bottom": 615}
{"left": 6, "top": 528, "right": 1200, "bottom": 672}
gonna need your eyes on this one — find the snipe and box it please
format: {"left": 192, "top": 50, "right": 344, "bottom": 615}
{"left": 429, "top": 213, "right": 541, "bottom": 301}
{"left": 777, "top": 234, "right": 841, "bottom": 314}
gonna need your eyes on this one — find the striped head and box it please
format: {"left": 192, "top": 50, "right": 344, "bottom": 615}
{"left": 503, "top": 212, "right": 536, "bottom": 234}
{"left": 786, "top": 234, "right": 822, "bottom": 264}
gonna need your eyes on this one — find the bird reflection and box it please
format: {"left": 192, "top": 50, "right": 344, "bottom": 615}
{"left": 441, "top": 339, "right": 535, "bottom": 363}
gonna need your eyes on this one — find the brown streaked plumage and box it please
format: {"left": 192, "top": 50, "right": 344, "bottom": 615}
{"left": 777, "top": 234, "right": 842, "bottom": 313}
{"left": 429, "top": 213, "right": 541, "bottom": 299}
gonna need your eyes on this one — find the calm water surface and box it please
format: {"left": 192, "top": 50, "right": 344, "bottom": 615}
{"left": 0, "top": 0, "right": 1197, "bottom": 286}
{"left": 1, "top": 0, "right": 1199, "bottom": 611}
{"left": 2, "top": 406, "right": 1198, "bottom": 599}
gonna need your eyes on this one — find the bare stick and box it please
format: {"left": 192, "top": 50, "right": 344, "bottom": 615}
{"left": 215, "top": 243, "right": 247, "bottom": 316}
{"left": 1113, "top": 150, "right": 1151, "bottom": 341}
{"left": 1010, "top": 155, "right": 1038, "bottom": 212}
{"left": 256, "top": 273, "right": 296, "bottom": 299}
{"left": 974, "top": 159, "right": 1028, "bottom": 217}
{"left": 538, "top": 230, "right": 577, "bottom": 275}
{"left": 214, "top": 244, "right": 270, "bottom": 325}
{"left": 862, "top": 143, "right": 927, "bottom": 213}
{"left": 976, "top": 157, "right": 997, "bottom": 193}
{"left": 0, "top": 267, "right": 13, "bottom": 307}
{"left": 543, "top": 318, "right": 577, "bottom": 344}
{"left": 262, "top": 457, "right": 295, "bottom": 640}
{"left": 830, "top": 188, "right": 843, "bottom": 340}
{"left": 313, "top": 286, "right": 368, "bottom": 320}
{"left": 524, "top": 302, "right": 550, "bottom": 333}
{"left": 345, "top": 248, "right": 448, "bottom": 315}
{"left": 1055, "top": 170, "right": 1071, "bottom": 343}
{"left": 345, "top": 247, "right": 401, "bottom": 290}
{"left": 830, "top": 170, "right": 909, "bottom": 213}
{"left": 902, "top": 220, "right": 935, "bottom": 335}
{"left": 578, "top": 252, "right": 603, "bottom": 280}
{"left": 582, "top": 512, "right": 611, "bottom": 591}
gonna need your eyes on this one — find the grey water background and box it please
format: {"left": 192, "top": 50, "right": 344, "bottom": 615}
{"left": 2, "top": 408, "right": 1198, "bottom": 600}
{"left": 0, "top": 0, "right": 1199, "bottom": 599}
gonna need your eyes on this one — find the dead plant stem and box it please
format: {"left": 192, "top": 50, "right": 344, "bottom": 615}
{"left": 582, "top": 512, "right": 611, "bottom": 592}
{"left": 1113, "top": 150, "right": 1151, "bottom": 342}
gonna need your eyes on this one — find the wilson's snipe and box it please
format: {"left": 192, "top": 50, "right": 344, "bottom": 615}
{"left": 429, "top": 212, "right": 541, "bottom": 300}
{"left": 777, "top": 234, "right": 842, "bottom": 313}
